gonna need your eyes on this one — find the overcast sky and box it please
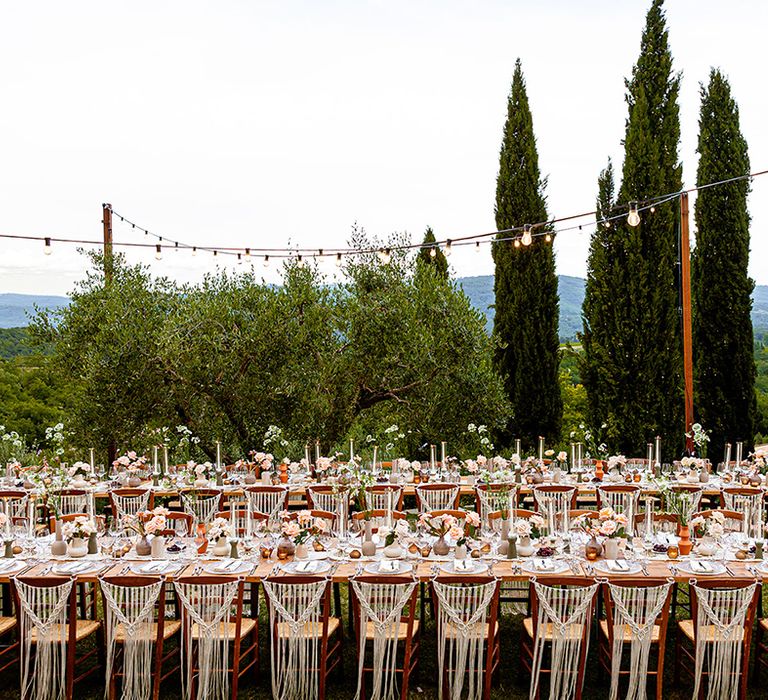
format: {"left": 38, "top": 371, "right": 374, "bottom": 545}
{"left": 1, "top": 0, "right": 766, "bottom": 296}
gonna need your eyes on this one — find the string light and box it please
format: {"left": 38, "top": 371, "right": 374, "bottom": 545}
{"left": 155, "top": 244, "right": 162, "bottom": 260}
{"left": 297, "top": 254, "right": 304, "bottom": 268}
{"left": 245, "top": 248, "right": 251, "bottom": 260}
{"left": 192, "top": 247, "right": 197, "bottom": 256}
{"left": 429, "top": 246, "right": 437, "bottom": 258}
{"left": 263, "top": 255, "right": 270, "bottom": 267}
{"left": 213, "top": 250, "right": 218, "bottom": 257}
{"left": 513, "top": 238, "right": 521, "bottom": 248}
{"left": 475, "top": 241, "right": 480, "bottom": 252}
{"left": 544, "top": 233, "right": 552, "bottom": 243}
{"left": 444, "top": 239, "right": 452, "bottom": 256}
{"left": 237, "top": 253, "right": 242, "bottom": 264}
{"left": 521, "top": 224, "right": 533, "bottom": 246}
{"left": 627, "top": 201, "right": 641, "bottom": 227}
{"left": 336, "top": 253, "right": 342, "bottom": 267}
{"left": 44, "top": 237, "right": 52, "bottom": 255}
{"left": 382, "top": 248, "right": 391, "bottom": 264}
{"left": 650, "top": 205, "right": 656, "bottom": 213}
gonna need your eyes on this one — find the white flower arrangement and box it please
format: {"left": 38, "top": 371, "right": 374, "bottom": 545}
{"left": 207, "top": 517, "right": 233, "bottom": 540}
{"left": 61, "top": 516, "right": 96, "bottom": 542}
{"left": 690, "top": 510, "right": 725, "bottom": 539}
{"left": 607, "top": 455, "right": 627, "bottom": 471}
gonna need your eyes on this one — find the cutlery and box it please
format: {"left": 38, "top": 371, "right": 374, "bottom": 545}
{"left": 641, "top": 561, "right": 649, "bottom": 577}
{"left": 724, "top": 564, "right": 735, "bottom": 577}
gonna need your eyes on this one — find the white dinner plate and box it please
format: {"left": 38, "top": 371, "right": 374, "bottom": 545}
{"left": 757, "top": 561, "right": 768, "bottom": 575}
{"left": 593, "top": 560, "right": 642, "bottom": 575}
{"left": 129, "top": 561, "right": 185, "bottom": 575}
{"left": 201, "top": 559, "right": 253, "bottom": 575}
{"left": 439, "top": 560, "right": 489, "bottom": 575}
{"left": 282, "top": 560, "right": 333, "bottom": 575}
{"left": 678, "top": 561, "right": 726, "bottom": 576}
{"left": 0, "top": 559, "right": 28, "bottom": 575}
{"left": 522, "top": 558, "right": 570, "bottom": 574}
{"left": 364, "top": 560, "right": 413, "bottom": 575}
{"left": 52, "top": 561, "right": 106, "bottom": 576}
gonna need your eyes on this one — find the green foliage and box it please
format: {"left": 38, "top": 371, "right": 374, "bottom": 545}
{"left": 416, "top": 227, "right": 448, "bottom": 279}
{"left": 0, "top": 327, "right": 50, "bottom": 359}
{"left": 691, "top": 69, "right": 756, "bottom": 458}
{"left": 492, "top": 58, "right": 562, "bottom": 448}
{"left": 581, "top": 0, "right": 683, "bottom": 459}
{"left": 31, "top": 241, "right": 510, "bottom": 463}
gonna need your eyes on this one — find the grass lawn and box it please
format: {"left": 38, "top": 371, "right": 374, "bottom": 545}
{"left": 1, "top": 581, "right": 766, "bottom": 699}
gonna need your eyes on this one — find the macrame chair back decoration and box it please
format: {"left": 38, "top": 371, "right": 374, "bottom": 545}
{"left": 349, "top": 576, "right": 418, "bottom": 700}
{"left": 529, "top": 579, "right": 598, "bottom": 700}
{"left": 364, "top": 485, "right": 404, "bottom": 512}
{"left": 432, "top": 577, "right": 499, "bottom": 700}
{"left": 174, "top": 577, "right": 242, "bottom": 700}
{"left": 691, "top": 580, "right": 758, "bottom": 700}
{"left": 0, "top": 490, "right": 30, "bottom": 520}
{"left": 180, "top": 490, "right": 221, "bottom": 528}
{"left": 531, "top": 487, "right": 576, "bottom": 522}
{"left": 111, "top": 491, "right": 151, "bottom": 522}
{"left": 15, "top": 576, "right": 74, "bottom": 700}
{"left": 415, "top": 484, "right": 460, "bottom": 513}
{"left": 50, "top": 490, "right": 92, "bottom": 518}
{"left": 245, "top": 486, "right": 288, "bottom": 525}
{"left": 605, "top": 580, "right": 672, "bottom": 700}
{"left": 669, "top": 486, "right": 703, "bottom": 516}
{"left": 100, "top": 576, "right": 164, "bottom": 700}
{"left": 262, "top": 575, "right": 331, "bottom": 700}
{"left": 597, "top": 486, "right": 641, "bottom": 515}
{"left": 475, "top": 486, "right": 516, "bottom": 526}
{"left": 720, "top": 489, "right": 764, "bottom": 538}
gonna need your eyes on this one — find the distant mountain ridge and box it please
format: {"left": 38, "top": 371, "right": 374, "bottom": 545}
{"left": 1, "top": 282, "right": 767, "bottom": 341}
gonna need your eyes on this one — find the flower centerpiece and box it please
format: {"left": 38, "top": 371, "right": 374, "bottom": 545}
{"left": 606, "top": 454, "right": 627, "bottom": 475}
{"left": 68, "top": 461, "right": 91, "bottom": 488}
{"left": 291, "top": 510, "right": 328, "bottom": 558}
{"left": 690, "top": 511, "right": 724, "bottom": 556}
{"left": 419, "top": 512, "right": 462, "bottom": 556}
{"left": 685, "top": 422, "right": 710, "bottom": 457}
{"left": 574, "top": 507, "right": 628, "bottom": 559}
{"left": 207, "top": 516, "right": 234, "bottom": 556}
{"left": 61, "top": 515, "right": 97, "bottom": 558}
{"left": 454, "top": 511, "right": 481, "bottom": 558}
{"left": 186, "top": 460, "right": 213, "bottom": 486}
{"left": 113, "top": 451, "right": 148, "bottom": 486}
{"left": 125, "top": 507, "right": 170, "bottom": 556}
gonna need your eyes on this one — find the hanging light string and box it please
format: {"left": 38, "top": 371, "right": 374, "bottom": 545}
{"left": 2, "top": 169, "right": 765, "bottom": 258}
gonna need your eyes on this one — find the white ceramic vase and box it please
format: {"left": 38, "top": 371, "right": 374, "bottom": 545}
{"left": 67, "top": 537, "right": 88, "bottom": 558}
{"left": 212, "top": 536, "right": 229, "bottom": 557}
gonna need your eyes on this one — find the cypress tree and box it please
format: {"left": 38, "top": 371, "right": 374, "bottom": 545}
{"left": 493, "top": 59, "right": 562, "bottom": 447}
{"left": 581, "top": 0, "right": 683, "bottom": 457}
{"left": 416, "top": 227, "right": 448, "bottom": 279}
{"left": 691, "top": 69, "right": 756, "bottom": 458}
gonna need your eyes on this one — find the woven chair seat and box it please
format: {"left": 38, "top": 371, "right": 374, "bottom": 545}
{"left": 114, "top": 620, "right": 181, "bottom": 643}
{"left": 523, "top": 618, "right": 584, "bottom": 641}
{"left": 0, "top": 617, "right": 15, "bottom": 635}
{"left": 30, "top": 619, "right": 100, "bottom": 643}
{"left": 191, "top": 619, "right": 256, "bottom": 640}
{"left": 276, "top": 617, "right": 340, "bottom": 639}
{"left": 599, "top": 620, "right": 661, "bottom": 643}
{"left": 364, "top": 619, "right": 419, "bottom": 641}
{"left": 678, "top": 619, "right": 745, "bottom": 643}
{"left": 444, "top": 620, "right": 498, "bottom": 640}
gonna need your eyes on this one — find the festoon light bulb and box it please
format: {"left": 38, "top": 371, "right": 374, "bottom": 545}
{"left": 521, "top": 224, "right": 533, "bottom": 246}
{"left": 627, "top": 201, "right": 641, "bottom": 227}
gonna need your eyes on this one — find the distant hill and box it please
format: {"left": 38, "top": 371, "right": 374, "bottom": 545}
{"left": 0, "top": 293, "right": 69, "bottom": 329}
{"left": 0, "top": 283, "right": 766, "bottom": 344}
{"left": 458, "top": 275, "right": 768, "bottom": 342}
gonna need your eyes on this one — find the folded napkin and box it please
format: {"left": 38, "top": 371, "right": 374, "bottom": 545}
{"left": 690, "top": 560, "right": 713, "bottom": 573}
{"left": 453, "top": 559, "right": 474, "bottom": 572}
{"left": 57, "top": 561, "right": 89, "bottom": 574}
{"left": 534, "top": 558, "right": 554, "bottom": 571}
{"left": 211, "top": 559, "right": 242, "bottom": 573}
{"left": 606, "top": 559, "right": 629, "bottom": 572}
{"left": 142, "top": 561, "right": 168, "bottom": 573}
{"left": 379, "top": 560, "right": 400, "bottom": 573}
{"left": 295, "top": 560, "right": 319, "bottom": 573}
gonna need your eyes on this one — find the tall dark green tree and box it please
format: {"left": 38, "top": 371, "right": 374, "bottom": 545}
{"left": 692, "top": 69, "right": 756, "bottom": 458}
{"left": 493, "top": 59, "right": 562, "bottom": 447}
{"left": 581, "top": 0, "right": 683, "bottom": 457}
{"left": 416, "top": 227, "right": 448, "bottom": 279}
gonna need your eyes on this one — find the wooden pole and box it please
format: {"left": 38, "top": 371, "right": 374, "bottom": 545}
{"left": 680, "top": 192, "right": 695, "bottom": 453}
{"left": 101, "top": 202, "right": 116, "bottom": 467}
{"left": 102, "top": 202, "right": 113, "bottom": 282}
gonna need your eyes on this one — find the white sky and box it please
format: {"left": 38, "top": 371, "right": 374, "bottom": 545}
{"left": 1, "top": 0, "right": 766, "bottom": 296}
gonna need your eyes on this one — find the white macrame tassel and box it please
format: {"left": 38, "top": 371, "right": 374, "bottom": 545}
{"left": 174, "top": 580, "right": 240, "bottom": 700}
{"left": 100, "top": 578, "right": 164, "bottom": 700}
{"left": 262, "top": 578, "right": 329, "bottom": 700}
{"left": 433, "top": 579, "right": 497, "bottom": 700}
{"left": 350, "top": 579, "right": 417, "bottom": 700}
{"left": 692, "top": 582, "right": 756, "bottom": 700}
{"left": 529, "top": 581, "right": 597, "bottom": 700}
{"left": 16, "top": 578, "right": 74, "bottom": 700}
{"left": 607, "top": 582, "right": 671, "bottom": 700}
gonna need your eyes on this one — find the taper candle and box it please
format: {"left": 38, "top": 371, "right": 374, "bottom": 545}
{"left": 538, "top": 436, "right": 544, "bottom": 462}
{"left": 654, "top": 436, "right": 661, "bottom": 466}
